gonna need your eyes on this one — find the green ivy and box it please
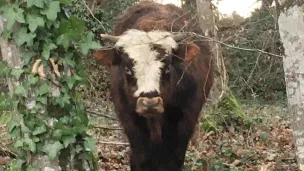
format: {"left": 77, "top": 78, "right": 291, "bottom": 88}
{"left": 0, "top": 0, "right": 101, "bottom": 170}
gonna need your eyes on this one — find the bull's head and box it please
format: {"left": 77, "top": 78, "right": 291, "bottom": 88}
{"left": 93, "top": 29, "right": 200, "bottom": 117}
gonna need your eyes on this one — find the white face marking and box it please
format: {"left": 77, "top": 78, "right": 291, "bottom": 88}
{"left": 115, "top": 29, "right": 178, "bottom": 97}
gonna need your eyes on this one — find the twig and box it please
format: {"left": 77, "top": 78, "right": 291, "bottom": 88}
{"left": 47, "top": 77, "right": 62, "bottom": 88}
{"left": 218, "top": 40, "right": 283, "bottom": 58}
{"left": 82, "top": 0, "right": 106, "bottom": 31}
{"left": 174, "top": 32, "right": 284, "bottom": 58}
{"left": 98, "top": 141, "right": 129, "bottom": 146}
{"left": 100, "top": 31, "right": 284, "bottom": 58}
{"left": 86, "top": 110, "right": 117, "bottom": 120}
{"left": 176, "top": 61, "right": 193, "bottom": 85}
{"left": 170, "top": 9, "right": 193, "bottom": 32}
{"left": 93, "top": 125, "right": 122, "bottom": 130}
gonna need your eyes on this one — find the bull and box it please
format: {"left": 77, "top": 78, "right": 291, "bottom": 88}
{"left": 93, "top": 1, "right": 213, "bottom": 171}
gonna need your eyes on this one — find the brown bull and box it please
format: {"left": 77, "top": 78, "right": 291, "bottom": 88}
{"left": 93, "top": 1, "right": 213, "bottom": 171}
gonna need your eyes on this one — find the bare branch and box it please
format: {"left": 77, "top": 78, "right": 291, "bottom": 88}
{"left": 178, "top": 32, "right": 284, "bottom": 58}
{"left": 93, "top": 125, "right": 122, "bottom": 130}
{"left": 86, "top": 110, "right": 117, "bottom": 120}
{"left": 98, "top": 31, "right": 283, "bottom": 58}
{"left": 81, "top": 0, "right": 106, "bottom": 31}
{"left": 98, "top": 141, "right": 129, "bottom": 146}
{"left": 176, "top": 60, "right": 193, "bottom": 85}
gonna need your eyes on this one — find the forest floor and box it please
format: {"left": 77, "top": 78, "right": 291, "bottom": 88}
{"left": 0, "top": 101, "right": 298, "bottom": 171}
{"left": 90, "top": 101, "right": 298, "bottom": 171}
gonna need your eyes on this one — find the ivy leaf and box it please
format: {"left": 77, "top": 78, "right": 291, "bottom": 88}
{"left": 60, "top": 54, "right": 75, "bottom": 67}
{"left": 80, "top": 33, "right": 102, "bottom": 55}
{"left": 42, "top": 141, "right": 63, "bottom": 160}
{"left": 41, "top": 1, "right": 60, "bottom": 21}
{"left": 0, "top": 61, "right": 11, "bottom": 78}
{"left": 20, "top": 51, "right": 36, "bottom": 64}
{"left": 38, "top": 83, "right": 50, "bottom": 96}
{"left": 10, "top": 68, "right": 24, "bottom": 80}
{"left": 66, "top": 77, "right": 76, "bottom": 90}
{"left": 58, "top": 0, "right": 72, "bottom": 4}
{"left": 56, "top": 34, "right": 70, "bottom": 49}
{"left": 27, "top": 0, "right": 44, "bottom": 8}
{"left": 20, "top": 122, "right": 31, "bottom": 133}
{"left": 24, "top": 138, "right": 36, "bottom": 152}
{"left": 3, "top": 7, "right": 25, "bottom": 30}
{"left": 42, "top": 43, "right": 57, "bottom": 60}
{"left": 55, "top": 93, "right": 70, "bottom": 108}
{"left": 1, "top": 29, "right": 12, "bottom": 40}
{"left": 65, "top": 74, "right": 82, "bottom": 89}
{"left": 15, "top": 85, "right": 27, "bottom": 97}
{"left": 55, "top": 16, "right": 85, "bottom": 40}
{"left": 32, "top": 124, "right": 47, "bottom": 136}
{"left": 36, "top": 96, "right": 47, "bottom": 105}
{"left": 27, "top": 14, "right": 45, "bottom": 32}
{"left": 0, "top": 2, "right": 5, "bottom": 11}
{"left": 7, "top": 119, "right": 20, "bottom": 136}
{"left": 14, "top": 140, "right": 23, "bottom": 148}
{"left": 28, "top": 75, "right": 39, "bottom": 85}
{"left": 62, "top": 135, "right": 76, "bottom": 148}
{"left": 84, "top": 137, "right": 96, "bottom": 152}
{"left": 13, "top": 27, "right": 36, "bottom": 46}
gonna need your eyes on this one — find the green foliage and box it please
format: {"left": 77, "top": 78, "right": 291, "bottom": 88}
{"left": 63, "top": 0, "right": 139, "bottom": 103}
{"left": 0, "top": 0, "right": 102, "bottom": 170}
{"left": 201, "top": 89, "right": 248, "bottom": 132}
{"left": 66, "top": 0, "right": 139, "bottom": 34}
{"left": 222, "top": 8, "right": 285, "bottom": 102}
{"left": 2, "top": 6, "right": 26, "bottom": 30}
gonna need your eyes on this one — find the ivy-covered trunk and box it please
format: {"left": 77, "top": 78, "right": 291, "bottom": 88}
{"left": 0, "top": 1, "right": 100, "bottom": 170}
{"left": 277, "top": 2, "right": 304, "bottom": 170}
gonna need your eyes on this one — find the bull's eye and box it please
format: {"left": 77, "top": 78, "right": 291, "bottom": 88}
{"left": 125, "top": 66, "right": 132, "bottom": 75}
{"left": 165, "top": 66, "right": 170, "bottom": 74}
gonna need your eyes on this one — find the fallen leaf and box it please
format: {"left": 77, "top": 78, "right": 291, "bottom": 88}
{"left": 260, "top": 162, "right": 276, "bottom": 171}
{"left": 0, "top": 157, "right": 10, "bottom": 165}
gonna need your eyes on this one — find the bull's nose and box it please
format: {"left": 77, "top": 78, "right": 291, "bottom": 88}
{"left": 141, "top": 97, "right": 161, "bottom": 108}
{"left": 136, "top": 97, "right": 164, "bottom": 116}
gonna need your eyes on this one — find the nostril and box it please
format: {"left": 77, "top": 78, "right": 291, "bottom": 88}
{"left": 156, "top": 97, "right": 161, "bottom": 104}
{"left": 142, "top": 100, "right": 148, "bottom": 106}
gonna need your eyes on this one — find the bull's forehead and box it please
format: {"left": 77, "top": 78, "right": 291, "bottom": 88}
{"left": 115, "top": 29, "right": 178, "bottom": 97}
{"left": 115, "top": 29, "right": 178, "bottom": 52}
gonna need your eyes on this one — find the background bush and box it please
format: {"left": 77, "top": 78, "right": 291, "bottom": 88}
{"left": 66, "top": 0, "right": 139, "bottom": 103}
{"left": 219, "top": 7, "right": 285, "bottom": 102}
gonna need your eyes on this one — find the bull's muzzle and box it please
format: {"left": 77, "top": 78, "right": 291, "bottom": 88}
{"left": 136, "top": 97, "right": 164, "bottom": 116}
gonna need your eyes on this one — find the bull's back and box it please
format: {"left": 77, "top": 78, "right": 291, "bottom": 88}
{"left": 112, "top": 1, "right": 190, "bottom": 35}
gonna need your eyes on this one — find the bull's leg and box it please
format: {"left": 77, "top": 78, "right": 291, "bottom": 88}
{"left": 122, "top": 122, "right": 154, "bottom": 171}
{"left": 158, "top": 125, "right": 192, "bottom": 171}
{"left": 161, "top": 138, "right": 189, "bottom": 171}
{"left": 167, "top": 111, "right": 200, "bottom": 170}
{"left": 130, "top": 149, "right": 150, "bottom": 171}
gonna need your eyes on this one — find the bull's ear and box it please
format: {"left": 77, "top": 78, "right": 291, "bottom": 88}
{"left": 93, "top": 49, "right": 116, "bottom": 67}
{"left": 184, "top": 43, "right": 200, "bottom": 62}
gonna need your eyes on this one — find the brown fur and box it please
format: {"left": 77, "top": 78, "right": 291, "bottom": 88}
{"left": 93, "top": 1, "right": 213, "bottom": 171}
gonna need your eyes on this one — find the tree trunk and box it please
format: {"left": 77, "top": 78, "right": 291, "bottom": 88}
{"left": 196, "top": 0, "right": 227, "bottom": 104}
{"left": 182, "top": 0, "right": 195, "bottom": 13}
{"left": 277, "top": 3, "right": 304, "bottom": 170}
{"left": 190, "top": 0, "right": 227, "bottom": 146}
